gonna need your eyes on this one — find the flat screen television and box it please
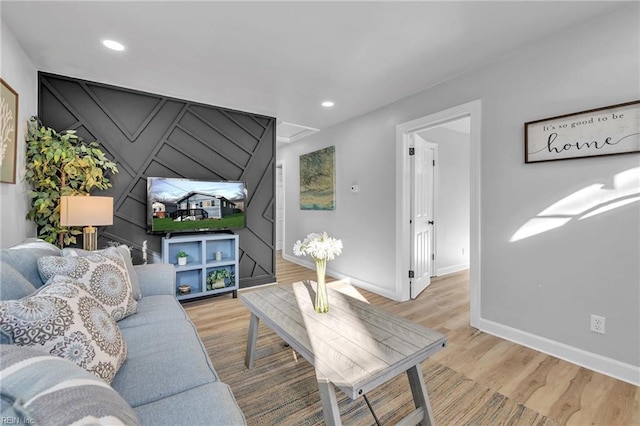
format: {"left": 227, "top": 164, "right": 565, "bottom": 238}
{"left": 147, "top": 177, "right": 247, "bottom": 234}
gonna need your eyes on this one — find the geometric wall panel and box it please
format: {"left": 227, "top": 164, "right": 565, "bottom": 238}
{"left": 38, "top": 72, "right": 275, "bottom": 288}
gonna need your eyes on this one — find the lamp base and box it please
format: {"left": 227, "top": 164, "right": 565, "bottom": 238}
{"left": 83, "top": 226, "right": 98, "bottom": 251}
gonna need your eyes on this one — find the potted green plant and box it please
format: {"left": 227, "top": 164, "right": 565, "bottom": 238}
{"left": 176, "top": 251, "right": 188, "bottom": 266}
{"left": 206, "top": 268, "right": 232, "bottom": 290}
{"left": 24, "top": 117, "right": 118, "bottom": 247}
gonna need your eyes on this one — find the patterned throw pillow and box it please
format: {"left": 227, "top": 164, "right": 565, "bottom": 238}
{"left": 1, "top": 345, "right": 140, "bottom": 425}
{"left": 0, "top": 279, "right": 127, "bottom": 383}
{"left": 62, "top": 245, "right": 142, "bottom": 301}
{"left": 38, "top": 247, "right": 137, "bottom": 321}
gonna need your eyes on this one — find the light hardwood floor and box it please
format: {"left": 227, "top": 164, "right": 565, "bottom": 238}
{"left": 184, "top": 252, "right": 639, "bottom": 426}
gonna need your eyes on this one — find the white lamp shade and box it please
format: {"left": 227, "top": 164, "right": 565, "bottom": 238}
{"left": 59, "top": 196, "right": 114, "bottom": 227}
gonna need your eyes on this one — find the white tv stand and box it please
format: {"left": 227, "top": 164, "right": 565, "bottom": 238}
{"left": 162, "top": 233, "right": 239, "bottom": 300}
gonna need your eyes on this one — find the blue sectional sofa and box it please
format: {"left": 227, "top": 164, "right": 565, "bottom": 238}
{"left": 0, "top": 238, "right": 246, "bottom": 425}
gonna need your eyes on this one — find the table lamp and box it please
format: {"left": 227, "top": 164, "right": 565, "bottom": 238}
{"left": 59, "top": 195, "right": 114, "bottom": 251}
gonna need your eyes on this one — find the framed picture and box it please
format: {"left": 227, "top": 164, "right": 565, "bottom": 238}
{"left": 524, "top": 100, "right": 640, "bottom": 163}
{"left": 1, "top": 79, "right": 18, "bottom": 183}
{"left": 299, "top": 146, "right": 335, "bottom": 210}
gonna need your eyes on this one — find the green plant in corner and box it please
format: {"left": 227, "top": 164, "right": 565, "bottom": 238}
{"left": 24, "top": 117, "right": 118, "bottom": 247}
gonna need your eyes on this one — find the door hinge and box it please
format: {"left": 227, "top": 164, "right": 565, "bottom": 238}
{"left": 409, "top": 147, "right": 415, "bottom": 156}
{"left": 408, "top": 270, "right": 415, "bottom": 278}
{"left": 433, "top": 159, "right": 435, "bottom": 166}
{"left": 432, "top": 253, "right": 435, "bottom": 260}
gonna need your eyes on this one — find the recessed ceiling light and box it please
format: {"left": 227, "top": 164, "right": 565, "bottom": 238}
{"left": 102, "top": 39, "right": 125, "bottom": 51}
{"left": 321, "top": 101, "right": 335, "bottom": 108}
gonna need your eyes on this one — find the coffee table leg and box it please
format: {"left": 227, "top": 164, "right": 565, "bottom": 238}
{"left": 317, "top": 377, "right": 342, "bottom": 426}
{"left": 406, "top": 364, "right": 435, "bottom": 426}
{"left": 244, "top": 313, "right": 260, "bottom": 369}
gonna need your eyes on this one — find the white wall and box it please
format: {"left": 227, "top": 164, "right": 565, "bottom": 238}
{"left": 0, "top": 21, "right": 38, "bottom": 248}
{"left": 278, "top": 118, "right": 400, "bottom": 298}
{"left": 416, "top": 128, "right": 470, "bottom": 276}
{"left": 278, "top": 5, "right": 639, "bottom": 383}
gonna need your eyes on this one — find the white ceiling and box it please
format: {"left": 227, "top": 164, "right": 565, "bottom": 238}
{"left": 1, "top": 1, "right": 631, "bottom": 137}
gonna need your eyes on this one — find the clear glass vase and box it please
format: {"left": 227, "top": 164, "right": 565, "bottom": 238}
{"left": 314, "top": 258, "right": 329, "bottom": 313}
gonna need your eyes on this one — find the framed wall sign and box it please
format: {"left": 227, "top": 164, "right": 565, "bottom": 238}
{"left": 524, "top": 100, "right": 640, "bottom": 163}
{"left": 0, "top": 79, "right": 18, "bottom": 183}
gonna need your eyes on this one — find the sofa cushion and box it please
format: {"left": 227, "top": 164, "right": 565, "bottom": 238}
{"left": 38, "top": 247, "right": 137, "bottom": 321}
{"left": 113, "top": 320, "right": 219, "bottom": 407}
{"left": 133, "top": 382, "right": 246, "bottom": 426}
{"left": 0, "top": 279, "right": 127, "bottom": 383}
{"left": 116, "top": 295, "right": 187, "bottom": 330}
{"left": 0, "top": 344, "right": 140, "bottom": 426}
{"left": 0, "top": 261, "right": 37, "bottom": 301}
{"left": 62, "top": 245, "right": 142, "bottom": 301}
{"left": 0, "top": 239, "right": 60, "bottom": 289}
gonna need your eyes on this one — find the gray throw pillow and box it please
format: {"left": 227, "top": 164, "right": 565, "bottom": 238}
{"left": 0, "top": 245, "right": 61, "bottom": 288}
{"left": 0, "top": 278, "right": 128, "bottom": 383}
{"left": 0, "top": 261, "right": 37, "bottom": 301}
{"left": 0, "top": 262, "right": 38, "bottom": 344}
{"left": 0, "top": 344, "right": 139, "bottom": 425}
{"left": 38, "top": 247, "right": 138, "bottom": 321}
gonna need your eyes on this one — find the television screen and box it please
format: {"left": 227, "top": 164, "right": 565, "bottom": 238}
{"left": 147, "top": 177, "right": 246, "bottom": 234}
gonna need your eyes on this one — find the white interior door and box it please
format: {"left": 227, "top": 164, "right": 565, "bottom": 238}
{"left": 410, "top": 136, "right": 436, "bottom": 299}
{"left": 276, "top": 163, "right": 284, "bottom": 250}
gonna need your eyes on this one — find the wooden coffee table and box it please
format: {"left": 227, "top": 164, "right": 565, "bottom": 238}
{"left": 240, "top": 281, "right": 447, "bottom": 426}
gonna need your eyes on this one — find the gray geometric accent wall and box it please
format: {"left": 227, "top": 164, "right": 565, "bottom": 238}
{"left": 38, "top": 72, "right": 275, "bottom": 288}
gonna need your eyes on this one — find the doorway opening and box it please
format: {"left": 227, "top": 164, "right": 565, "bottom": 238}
{"left": 395, "top": 100, "right": 481, "bottom": 326}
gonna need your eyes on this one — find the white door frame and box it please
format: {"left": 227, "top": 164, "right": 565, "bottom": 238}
{"left": 395, "top": 99, "right": 482, "bottom": 328}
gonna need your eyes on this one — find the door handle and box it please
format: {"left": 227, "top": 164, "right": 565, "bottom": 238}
{"left": 428, "top": 221, "right": 434, "bottom": 225}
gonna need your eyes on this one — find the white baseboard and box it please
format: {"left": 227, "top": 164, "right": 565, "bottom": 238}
{"left": 477, "top": 317, "right": 640, "bottom": 386}
{"left": 436, "top": 263, "right": 469, "bottom": 276}
{"left": 282, "top": 253, "right": 403, "bottom": 301}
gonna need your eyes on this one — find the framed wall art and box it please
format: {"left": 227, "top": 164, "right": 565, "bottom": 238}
{"left": 1, "top": 78, "right": 18, "bottom": 183}
{"left": 299, "top": 145, "right": 335, "bottom": 210}
{"left": 524, "top": 100, "right": 640, "bottom": 163}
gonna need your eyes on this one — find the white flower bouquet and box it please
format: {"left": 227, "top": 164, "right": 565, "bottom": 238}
{"left": 293, "top": 232, "right": 342, "bottom": 313}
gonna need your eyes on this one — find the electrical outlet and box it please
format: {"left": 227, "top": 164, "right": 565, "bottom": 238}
{"left": 590, "top": 314, "right": 605, "bottom": 334}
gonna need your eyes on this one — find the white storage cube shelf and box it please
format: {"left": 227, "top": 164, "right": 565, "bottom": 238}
{"left": 162, "top": 233, "right": 239, "bottom": 300}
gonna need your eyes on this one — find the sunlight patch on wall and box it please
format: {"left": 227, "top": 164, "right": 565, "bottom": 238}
{"left": 579, "top": 196, "right": 640, "bottom": 220}
{"left": 511, "top": 218, "right": 572, "bottom": 242}
{"left": 539, "top": 184, "right": 606, "bottom": 216}
{"left": 511, "top": 167, "right": 640, "bottom": 242}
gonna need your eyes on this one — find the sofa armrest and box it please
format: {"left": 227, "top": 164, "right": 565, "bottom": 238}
{"left": 134, "top": 264, "right": 176, "bottom": 297}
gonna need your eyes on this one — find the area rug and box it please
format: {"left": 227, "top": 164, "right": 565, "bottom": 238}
{"left": 203, "top": 328, "right": 558, "bottom": 425}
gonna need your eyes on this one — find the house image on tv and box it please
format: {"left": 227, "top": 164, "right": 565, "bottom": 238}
{"left": 170, "top": 192, "right": 241, "bottom": 220}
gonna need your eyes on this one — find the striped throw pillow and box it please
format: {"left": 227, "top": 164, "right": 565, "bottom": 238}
{"left": 0, "top": 344, "right": 139, "bottom": 425}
